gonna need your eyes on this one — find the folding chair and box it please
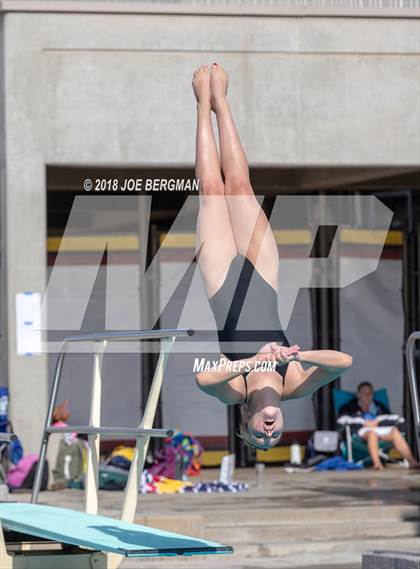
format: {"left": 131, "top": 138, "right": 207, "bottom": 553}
{"left": 333, "top": 388, "right": 395, "bottom": 466}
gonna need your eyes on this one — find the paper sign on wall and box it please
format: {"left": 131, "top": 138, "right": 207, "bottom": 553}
{"left": 16, "top": 292, "right": 42, "bottom": 356}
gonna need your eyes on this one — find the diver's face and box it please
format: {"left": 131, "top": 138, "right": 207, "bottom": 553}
{"left": 247, "top": 406, "right": 283, "bottom": 450}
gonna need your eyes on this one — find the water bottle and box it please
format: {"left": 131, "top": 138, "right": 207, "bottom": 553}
{"left": 255, "top": 462, "right": 265, "bottom": 488}
{"left": 290, "top": 442, "right": 302, "bottom": 465}
{"left": 64, "top": 455, "right": 72, "bottom": 480}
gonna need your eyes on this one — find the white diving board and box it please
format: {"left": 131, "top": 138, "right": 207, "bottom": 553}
{"left": 0, "top": 503, "right": 232, "bottom": 558}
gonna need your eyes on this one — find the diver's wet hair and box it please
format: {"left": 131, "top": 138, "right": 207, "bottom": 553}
{"left": 237, "top": 403, "right": 270, "bottom": 451}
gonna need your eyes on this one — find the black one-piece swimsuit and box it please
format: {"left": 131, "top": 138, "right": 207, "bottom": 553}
{"left": 208, "top": 254, "right": 290, "bottom": 391}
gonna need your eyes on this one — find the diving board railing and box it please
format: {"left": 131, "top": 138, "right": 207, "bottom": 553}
{"left": 0, "top": 326, "right": 234, "bottom": 569}
{"left": 31, "top": 328, "right": 194, "bottom": 523}
{"left": 406, "top": 331, "right": 420, "bottom": 456}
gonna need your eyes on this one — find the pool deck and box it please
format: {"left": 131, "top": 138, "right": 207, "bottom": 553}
{"left": 4, "top": 464, "right": 420, "bottom": 569}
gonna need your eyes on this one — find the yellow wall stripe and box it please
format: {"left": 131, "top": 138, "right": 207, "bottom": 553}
{"left": 273, "top": 230, "right": 311, "bottom": 244}
{"left": 256, "top": 446, "right": 302, "bottom": 463}
{"left": 340, "top": 229, "right": 402, "bottom": 246}
{"left": 160, "top": 233, "right": 196, "bottom": 248}
{"left": 47, "top": 235, "right": 139, "bottom": 252}
{"left": 201, "top": 450, "right": 230, "bottom": 467}
{"left": 201, "top": 446, "right": 302, "bottom": 466}
{"left": 47, "top": 230, "right": 403, "bottom": 253}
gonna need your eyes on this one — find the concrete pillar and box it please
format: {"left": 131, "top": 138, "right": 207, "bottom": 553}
{"left": 0, "top": 17, "right": 8, "bottom": 395}
{"left": 2, "top": 14, "right": 48, "bottom": 454}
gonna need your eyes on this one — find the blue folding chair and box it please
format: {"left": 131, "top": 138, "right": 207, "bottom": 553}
{"left": 333, "top": 388, "right": 394, "bottom": 466}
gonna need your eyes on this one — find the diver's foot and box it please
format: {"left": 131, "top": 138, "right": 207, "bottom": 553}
{"left": 192, "top": 65, "right": 211, "bottom": 107}
{"left": 210, "top": 63, "right": 229, "bottom": 112}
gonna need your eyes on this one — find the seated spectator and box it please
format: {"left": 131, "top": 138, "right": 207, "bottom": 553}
{"left": 339, "top": 382, "right": 419, "bottom": 470}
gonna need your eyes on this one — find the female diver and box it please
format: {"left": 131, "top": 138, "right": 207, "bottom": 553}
{"left": 193, "top": 63, "right": 353, "bottom": 450}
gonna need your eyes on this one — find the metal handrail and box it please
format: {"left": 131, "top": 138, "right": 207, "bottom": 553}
{"left": 63, "top": 329, "right": 194, "bottom": 343}
{"left": 45, "top": 426, "right": 174, "bottom": 437}
{"left": 406, "top": 331, "right": 420, "bottom": 453}
{"left": 31, "top": 328, "right": 193, "bottom": 504}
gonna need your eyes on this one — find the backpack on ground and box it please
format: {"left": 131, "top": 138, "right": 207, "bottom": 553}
{"left": 53, "top": 437, "right": 85, "bottom": 486}
{"left": 6, "top": 454, "right": 49, "bottom": 491}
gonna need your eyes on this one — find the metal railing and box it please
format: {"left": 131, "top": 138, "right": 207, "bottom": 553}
{"left": 31, "top": 328, "right": 193, "bottom": 507}
{"left": 406, "top": 331, "right": 420, "bottom": 455}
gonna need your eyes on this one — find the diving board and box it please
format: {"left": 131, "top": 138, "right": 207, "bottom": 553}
{"left": 1, "top": 503, "right": 232, "bottom": 558}
{"left": 1, "top": 329, "right": 233, "bottom": 568}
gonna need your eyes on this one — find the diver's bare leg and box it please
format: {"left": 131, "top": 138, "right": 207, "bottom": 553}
{"left": 193, "top": 65, "right": 237, "bottom": 297}
{"left": 211, "top": 63, "right": 279, "bottom": 290}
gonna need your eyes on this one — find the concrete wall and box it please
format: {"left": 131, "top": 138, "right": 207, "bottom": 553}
{"left": 1, "top": 9, "right": 419, "bottom": 452}
{"left": 2, "top": 13, "right": 49, "bottom": 454}
{"left": 6, "top": 13, "right": 420, "bottom": 166}
{"left": 0, "top": 16, "right": 7, "bottom": 395}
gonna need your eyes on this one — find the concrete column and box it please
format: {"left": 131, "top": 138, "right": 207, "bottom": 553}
{"left": 2, "top": 14, "right": 48, "bottom": 454}
{"left": 0, "top": 16, "right": 8, "bottom": 395}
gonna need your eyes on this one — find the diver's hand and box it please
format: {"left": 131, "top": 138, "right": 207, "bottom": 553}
{"left": 277, "top": 344, "right": 300, "bottom": 364}
{"left": 252, "top": 342, "right": 300, "bottom": 365}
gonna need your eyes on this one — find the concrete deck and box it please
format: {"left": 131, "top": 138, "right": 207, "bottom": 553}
{"left": 4, "top": 465, "right": 420, "bottom": 569}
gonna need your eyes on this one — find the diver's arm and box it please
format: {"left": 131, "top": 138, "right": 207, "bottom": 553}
{"left": 284, "top": 350, "right": 353, "bottom": 399}
{"left": 298, "top": 350, "right": 353, "bottom": 370}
